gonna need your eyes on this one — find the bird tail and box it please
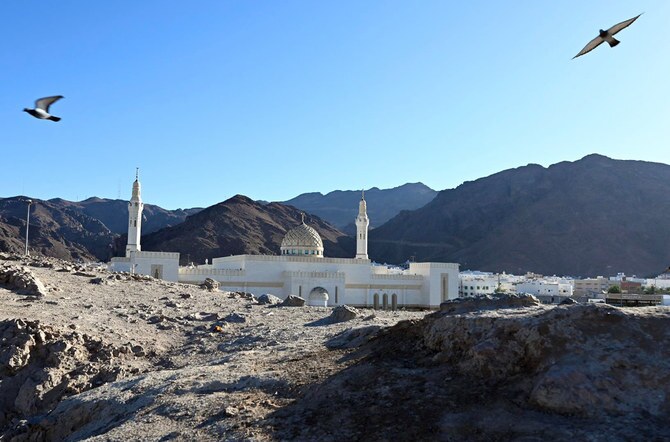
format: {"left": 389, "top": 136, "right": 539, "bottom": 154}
{"left": 48, "top": 116, "right": 61, "bottom": 122}
{"left": 608, "top": 37, "right": 620, "bottom": 47}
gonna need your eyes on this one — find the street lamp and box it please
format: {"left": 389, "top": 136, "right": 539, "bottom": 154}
{"left": 24, "top": 199, "right": 33, "bottom": 256}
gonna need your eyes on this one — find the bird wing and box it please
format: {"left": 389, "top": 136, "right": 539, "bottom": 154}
{"left": 607, "top": 13, "right": 642, "bottom": 36}
{"left": 573, "top": 35, "right": 605, "bottom": 59}
{"left": 35, "top": 95, "right": 64, "bottom": 112}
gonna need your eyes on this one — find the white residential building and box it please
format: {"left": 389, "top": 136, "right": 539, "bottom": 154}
{"left": 459, "top": 271, "right": 498, "bottom": 297}
{"left": 516, "top": 278, "right": 573, "bottom": 302}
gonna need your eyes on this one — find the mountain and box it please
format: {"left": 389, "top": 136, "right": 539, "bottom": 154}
{"left": 0, "top": 196, "right": 202, "bottom": 261}
{"left": 48, "top": 197, "right": 201, "bottom": 235}
{"left": 142, "top": 195, "right": 354, "bottom": 265}
{"left": 369, "top": 154, "right": 670, "bottom": 277}
{"left": 282, "top": 183, "right": 437, "bottom": 232}
{"left": 0, "top": 197, "right": 116, "bottom": 261}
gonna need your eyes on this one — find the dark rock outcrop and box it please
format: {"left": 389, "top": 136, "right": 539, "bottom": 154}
{"left": 271, "top": 298, "right": 670, "bottom": 440}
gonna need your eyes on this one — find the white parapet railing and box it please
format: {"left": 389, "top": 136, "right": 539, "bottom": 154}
{"left": 136, "top": 251, "right": 180, "bottom": 259}
{"left": 283, "top": 271, "right": 346, "bottom": 279}
{"left": 178, "top": 268, "right": 245, "bottom": 277}
{"left": 371, "top": 273, "right": 424, "bottom": 281}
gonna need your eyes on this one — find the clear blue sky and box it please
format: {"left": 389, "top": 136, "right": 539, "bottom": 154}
{"left": 1, "top": 1, "right": 668, "bottom": 209}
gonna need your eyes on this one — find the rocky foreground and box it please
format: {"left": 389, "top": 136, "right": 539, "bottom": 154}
{"left": 0, "top": 255, "right": 669, "bottom": 441}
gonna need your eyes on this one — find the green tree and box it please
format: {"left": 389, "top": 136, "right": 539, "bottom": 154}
{"left": 607, "top": 285, "right": 621, "bottom": 294}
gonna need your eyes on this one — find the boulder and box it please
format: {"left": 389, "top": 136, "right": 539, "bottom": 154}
{"left": 329, "top": 305, "right": 360, "bottom": 323}
{"left": 257, "top": 294, "right": 282, "bottom": 305}
{"left": 281, "top": 295, "right": 306, "bottom": 307}
{"left": 201, "top": 278, "right": 219, "bottom": 291}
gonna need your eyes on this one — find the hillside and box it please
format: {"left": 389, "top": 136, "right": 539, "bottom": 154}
{"left": 142, "top": 195, "right": 354, "bottom": 264}
{"left": 48, "top": 197, "right": 201, "bottom": 235}
{"left": 283, "top": 182, "right": 437, "bottom": 232}
{"left": 0, "top": 196, "right": 202, "bottom": 262}
{"left": 370, "top": 154, "right": 670, "bottom": 276}
{"left": 0, "top": 197, "right": 116, "bottom": 261}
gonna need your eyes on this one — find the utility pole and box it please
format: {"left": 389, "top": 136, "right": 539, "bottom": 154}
{"left": 24, "top": 199, "right": 33, "bottom": 256}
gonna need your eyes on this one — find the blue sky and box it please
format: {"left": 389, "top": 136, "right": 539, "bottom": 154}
{"left": 1, "top": 1, "right": 668, "bottom": 209}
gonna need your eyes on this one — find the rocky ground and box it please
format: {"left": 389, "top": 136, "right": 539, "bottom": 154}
{"left": 0, "top": 254, "right": 669, "bottom": 441}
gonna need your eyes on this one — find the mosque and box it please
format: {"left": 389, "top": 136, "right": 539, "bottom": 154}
{"left": 109, "top": 175, "right": 459, "bottom": 309}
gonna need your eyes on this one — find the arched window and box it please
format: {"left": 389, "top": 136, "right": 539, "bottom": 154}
{"left": 373, "top": 293, "right": 380, "bottom": 310}
{"left": 391, "top": 293, "right": 398, "bottom": 311}
{"left": 382, "top": 293, "right": 389, "bottom": 310}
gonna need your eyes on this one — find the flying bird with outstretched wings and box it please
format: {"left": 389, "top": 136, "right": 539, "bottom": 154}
{"left": 573, "top": 13, "right": 642, "bottom": 59}
{"left": 23, "top": 95, "right": 64, "bottom": 122}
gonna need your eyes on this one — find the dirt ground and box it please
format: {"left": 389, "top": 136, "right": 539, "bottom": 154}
{"left": 1, "top": 255, "right": 669, "bottom": 441}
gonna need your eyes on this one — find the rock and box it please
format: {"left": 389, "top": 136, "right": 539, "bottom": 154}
{"left": 185, "top": 312, "right": 218, "bottom": 321}
{"left": 179, "top": 293, "right": 192, "bottom": 299}
{"left": 89, "top": 277, "right": 105, "bottom": 285}
{"left": 227, "top": 291, "right": 255, "bottom": 301}
{"left": 0, "top": 264, "right": 48, "bottom": 297}
{"left": 224, "top": 406, "right": 239, "bottom": 417}
{"left": 281, "top": 295, "right": 305, "bottom": 307}
{"left": 131, "top": 345, "right": 145, "bottom": 356}
{"left": 329, "top": 305, "right": 360, "bottom": 323}
{"left": 257, "top": 294, "right": 282, "bottom": 305}
{"left": 223, "top": 313, "right": 246, "bottom": 323}
{"left": 440, "top": 293, "right": 541, "bottom": 314}
{"left": 201, "top": 278, "right": 219, "bottom": 291}
{"left": 560, "top": 297, "right": 578, "bottom": 305}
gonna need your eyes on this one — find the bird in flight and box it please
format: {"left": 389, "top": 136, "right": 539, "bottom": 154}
{"left": 23, "top": 96, "right": 64, "bottom": 122}
{"left": 573, "top": 13, "right": 642, "bottom": 59}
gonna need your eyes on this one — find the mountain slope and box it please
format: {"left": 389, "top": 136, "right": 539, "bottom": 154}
{"left": 48, "top": 197, "right": 201, "bottom": 235}
{"left": 142, "top": 195, "right": 354, "bottom": 264}
{"left": 0, "top": 198, "right": 116, "bottom": 261}
{"left": 370, "top": 154, "right": 670, "bottom": 276}
{"left": 283, "top": 183, "right": 437, "bottom": 232}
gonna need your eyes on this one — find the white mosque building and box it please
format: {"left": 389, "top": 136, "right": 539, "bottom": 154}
{"left": 110, "top": 175, "right": 459, "bottom": 309}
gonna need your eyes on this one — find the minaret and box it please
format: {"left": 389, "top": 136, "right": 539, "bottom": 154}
{"left": 355, "top": 190, "right": 369, "bottom": 259}
{"left": 126, "top": 168, "right": 144, "bottom": 256}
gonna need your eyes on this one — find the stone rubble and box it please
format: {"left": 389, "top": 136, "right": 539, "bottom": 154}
{"left": 0, "top": 264, "right": 48, "bottom": 297}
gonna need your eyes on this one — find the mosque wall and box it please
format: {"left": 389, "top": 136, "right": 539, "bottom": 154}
{"left": 409, "top": 262, "right": 460, "bottom": 306}
{"left": 133, "top": 252, "right": 180, "bottom": 281}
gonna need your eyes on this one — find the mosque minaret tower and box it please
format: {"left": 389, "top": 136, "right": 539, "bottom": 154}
{"left": 355, "top": 190, "right": 369, "bottom": 259}
{"left": 126, "top": 168, "right": 144, "bottom": 256}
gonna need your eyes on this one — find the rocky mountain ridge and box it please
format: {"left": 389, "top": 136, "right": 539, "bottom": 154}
{"left": 370, "top": 154, "right": 670, "bottom": 276}
{"left": 142, "top": 195, "right": 354, "bottom": 265}
{"left": 282, "top": 182, "right": 437, "bottom": 232}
